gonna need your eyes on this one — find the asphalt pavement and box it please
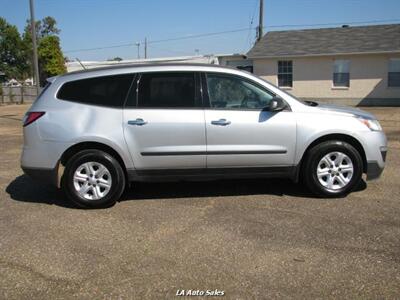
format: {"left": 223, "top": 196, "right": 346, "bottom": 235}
{"left": 0, "top": 104, "right": 399, "bottom": 299}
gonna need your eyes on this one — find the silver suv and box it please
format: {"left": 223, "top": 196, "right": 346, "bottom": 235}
{"left": 21, "top": 64, "right": 387, "bottom": 208}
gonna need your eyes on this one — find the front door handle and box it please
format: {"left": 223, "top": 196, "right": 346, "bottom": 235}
{"left": 128, "top": 118, "right": 147, "bottom": 126}
{"left": 211, "top": 119, "right": 231, "bottom": 126}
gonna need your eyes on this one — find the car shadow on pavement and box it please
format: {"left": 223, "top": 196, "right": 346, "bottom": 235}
{"left": 7, "top": 175, "right": 367, "bottom": 208}
{"left": 6, "top": 175, "right": 76, "bottom": 208}
{"left": 121, "top": 178, "right": 366, "bottom": 202}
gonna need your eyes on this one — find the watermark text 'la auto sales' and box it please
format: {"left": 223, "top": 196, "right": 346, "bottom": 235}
{"left": 176, "top": 289, "right": 224, "bottom": 297}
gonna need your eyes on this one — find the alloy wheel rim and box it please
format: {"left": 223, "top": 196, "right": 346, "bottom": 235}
{"left": 73, "top": 162, "right": 112, "bottom": 200}
{"left": 316, "top": 151, "right": 354, "bottom": 190}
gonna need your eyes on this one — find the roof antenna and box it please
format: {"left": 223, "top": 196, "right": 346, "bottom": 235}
{"left": 75, "top": 57, "right": 87, "bottom": 70}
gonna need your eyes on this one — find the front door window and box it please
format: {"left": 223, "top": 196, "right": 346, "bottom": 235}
{"left": 206, "top": 73, "right": 275, "bottom": 110}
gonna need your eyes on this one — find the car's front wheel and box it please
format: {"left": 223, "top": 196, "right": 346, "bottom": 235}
{"left": 303, "top": 140, "right": 363, "bottom": 197}
{"left": 62, "top": 149, "right": 126, "bottom": 208}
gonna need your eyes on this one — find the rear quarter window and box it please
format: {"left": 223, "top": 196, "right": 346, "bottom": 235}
{"left": 35, "top": 81, "right": 52, "bottom": 102}
{"left": 57, "top": 74, "right": 134, "bottom": 107}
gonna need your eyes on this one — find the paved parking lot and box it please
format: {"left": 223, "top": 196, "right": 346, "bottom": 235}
{"left": 0, "top": 104, "right": 399, "bottom": 299}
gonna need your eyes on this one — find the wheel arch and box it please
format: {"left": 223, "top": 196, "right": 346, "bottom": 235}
{"left": 296, "top": 133, "right": 367, "bottom": 181}
{"left": 58, "top": 141, "right": 129, "bottom": 188}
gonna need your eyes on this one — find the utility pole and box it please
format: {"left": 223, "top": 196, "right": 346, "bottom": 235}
{"left": 29, "top": 0, "right": 40, "bottom": 94}
{"left": 257, "top": 0, "right": 264, "bottom": 42}
{"left": 144, "top": 38, "right": 147, "bottom": 59}
{"left": 135, "top": 42, "right": 140, "bottom": 59}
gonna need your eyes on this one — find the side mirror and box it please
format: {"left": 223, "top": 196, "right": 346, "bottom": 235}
{"left": 269, "top": 97, "right": 286, "bottom": 112}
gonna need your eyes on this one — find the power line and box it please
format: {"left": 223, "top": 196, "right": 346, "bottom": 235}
{"left": 147, "top": 28, "right": 252, "bottom": 45}
{"left": 243, "top": 0, "right": 259, "bottom": 52}
{"left": 64, "top": 28, "right": 252, "bottom": 53}
{"left": 64, "top": 18, "right": 400, "bottom": 54}
{"left": 64, "top": 42, "right": 135, "bottom": 53}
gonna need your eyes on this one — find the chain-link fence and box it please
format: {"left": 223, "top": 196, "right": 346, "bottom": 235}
{"left": 0, "top": 86, "right": 38, "bottom": 104}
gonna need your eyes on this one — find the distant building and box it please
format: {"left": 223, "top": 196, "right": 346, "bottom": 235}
{"left": 23, "top": 78, "right": 34, "bottom": 86}
{"left": 216, "top": 53, "right": 253, "bottom": 73}
{"left": 247, "top": 24, "right": 400, "bottom": 106}
{"left": 0, "top": 71, "right": 6, "bottom": 83}
{"left": 5, "top": 79, "right": 21, "bottom": 87}
{"left": 66, "top": 53, "right": 252, "bottom": 73}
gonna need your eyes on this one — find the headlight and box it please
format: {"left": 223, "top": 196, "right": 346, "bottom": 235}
{"left": 357, "top": 117, "right": 382, "bottom": 131}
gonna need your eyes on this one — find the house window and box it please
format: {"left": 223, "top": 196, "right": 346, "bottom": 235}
{"left": 388, "top": 59, "right": 400, "bottom": 87}
{"left": 277, "top": 61, "right": 292, "bottom": 87}
{"left": 333, "top": 60, "right": 350, "bottom": 87}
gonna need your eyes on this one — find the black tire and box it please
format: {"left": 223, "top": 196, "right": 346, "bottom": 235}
{"left": 302, "top": 140, "right": 363, "bottom": 197}
{"left": 62, "top": 149, "right": 125, "bottom": 208}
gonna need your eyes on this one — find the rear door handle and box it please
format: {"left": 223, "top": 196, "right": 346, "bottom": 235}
{"left": 128, "top": 118, "right": 147, "bottom": 126}
{"left": 211, "top": 119, "right": 231, "bottom": 126}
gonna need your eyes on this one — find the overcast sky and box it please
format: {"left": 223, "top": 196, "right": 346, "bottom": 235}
{"left": 2, "top": 0, "right": 400, "bottom": 61}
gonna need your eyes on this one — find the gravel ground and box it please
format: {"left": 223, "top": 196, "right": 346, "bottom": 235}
{"left": 0, "top": 104, "right": 399, "bottom": 299}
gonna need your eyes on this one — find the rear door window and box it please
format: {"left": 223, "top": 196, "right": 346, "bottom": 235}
{"left": 137, "top": 72, "right": 197, "bottom": 108}
{"left": 57, "top": 74, "right": 134, "bottom": 107}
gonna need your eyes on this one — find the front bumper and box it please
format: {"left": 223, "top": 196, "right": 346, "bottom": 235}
{"left": 366, "top": 146, "right": 387, "bottom": 180}
{"left": 366, "top": 161, "right": 384, "bottom": 180}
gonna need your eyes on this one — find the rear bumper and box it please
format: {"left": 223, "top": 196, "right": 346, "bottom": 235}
{"left": 21, "top": 166, "right": 58, "bottom": 186}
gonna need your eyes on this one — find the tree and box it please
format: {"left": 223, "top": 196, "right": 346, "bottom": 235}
{"left": 39, "top": 17, "right": 60, "bottom": 38}
{"left": 0, "top": 17, "right": 28, "bottom": 80}
{"left": 22, "top": 16, "right": 60, "bottom": 44}
{"left": 22, "top": 16, "right": 65, "bottom": 84}
{"left": 38, "top": 35, "right": 66, "bottom": 85}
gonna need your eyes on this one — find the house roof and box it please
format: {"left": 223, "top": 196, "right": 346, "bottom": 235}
{"left": 247, "top": 24, "right": 400, "bottom": 58}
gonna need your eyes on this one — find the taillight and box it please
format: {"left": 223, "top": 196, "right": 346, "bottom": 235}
{"left": 23, "top": 112, "right": 45, "bottom": 127}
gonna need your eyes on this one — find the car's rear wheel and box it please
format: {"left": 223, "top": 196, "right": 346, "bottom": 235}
{"left": 62, "top": 149, "right": 125, "bottom": 208}
{"left": 303, "top": 140, "right": 363, "bottom": 197}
